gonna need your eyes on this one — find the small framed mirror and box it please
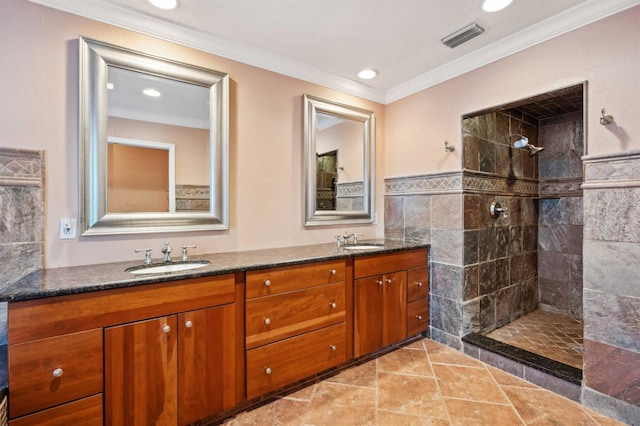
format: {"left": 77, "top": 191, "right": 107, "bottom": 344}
{"left": 303, "top": 94, "right": 375, "bottom": 226}
{"left": 79, "top": 37, "right": 229, "bottom": 235}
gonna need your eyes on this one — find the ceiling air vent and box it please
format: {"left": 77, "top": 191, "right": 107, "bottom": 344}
{"left": 441, "top": 23, "right": 485, "bottom": 48}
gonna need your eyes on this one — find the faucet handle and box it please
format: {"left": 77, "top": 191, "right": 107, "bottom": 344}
{"left": 134, "top": 248, "right": 153, "bottom": 264}
{"left": 181, "top": 244, "right": 197, "bottom": 261}
{"left": 351, "top": 232, "right": 363, "bottom": 244}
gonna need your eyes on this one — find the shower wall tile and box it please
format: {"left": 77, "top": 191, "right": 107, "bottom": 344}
{"left": 405, "top": 195, "right": 431, "bottom": 229}
{"left": 478, "top": 140, "right": 496, "bottom": 174}
{"left": 430, "top": 193, "right": 462, "bottom": 229}
{"left": 430, "top": 295, "right": 463, "bottom": 336}
{"left": 583, "top": 239, "right": 640, "bottom": 298}
{"left": 384, "top": 196, "right": 405, "bottom": 240}
{"left": 463, "top": 230, "right": 479, "bottom": 265}
{"left": 538, "top": 224, "right": 583, "bottom": 254}
{"left": 430, "top": 229, "right": 463, "bottom": 265}
{"left": 583, "top": 339, "right": 640, "bottom": 407}
{"left": 463, "top": 194, "right": 482, "bottom": 229}
{"left": 584, "top": 188, "right": 640, "bottom": 243}
{"left": 462, "top": 113, "right": 497, "bottom": 142}
{"left": 538, "top": 251, "right": 572, "bottom": 282}
{"left": 584, "top": 289, "right": 640, "bottom": 353}
{"left": 539, "top": 278, "right": 570, "bottom": 312}
{"left": 431, "top": 262, "right": 463, "bottom": 300}
{"left": 463, "top": 265, "right": 479, "bottom": 301}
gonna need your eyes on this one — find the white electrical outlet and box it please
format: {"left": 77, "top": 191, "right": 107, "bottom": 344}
{"left": 59, "top": 217, "right": 77, "bottom": 239}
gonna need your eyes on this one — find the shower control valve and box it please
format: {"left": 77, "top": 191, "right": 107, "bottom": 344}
{"left": 490, "top": 201, "right": 509, "bottom": 219}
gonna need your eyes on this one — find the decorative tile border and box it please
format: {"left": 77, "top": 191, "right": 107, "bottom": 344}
{"left": 175, "top": 184, "right": 209, "bottom": 211}
{"left": 0, "top": 148, "right": 44, "bottom": 187}
{"left": 385, "top": 171, "right": 463, "bottom": 195}
{"left": 540, "top": 178, "right": 583, "bottom": 197}
{"left": 582, "top": 150, "right": 640, "bottom": 189}
{"left": 385, "top": 170, "right": 537, "bottom": 196}
{"left": 336, "top": 181, "right": 363, "bottom": 197}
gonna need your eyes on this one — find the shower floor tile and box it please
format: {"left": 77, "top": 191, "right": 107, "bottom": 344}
{"left": 486, "top": 310, "right": 584, "bottom": 369}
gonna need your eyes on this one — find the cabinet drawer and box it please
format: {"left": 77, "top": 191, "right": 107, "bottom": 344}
{"left": 9, "top": 329, "right": 103, "bottom": 418}
{"left": 246, "top": 323, "right": 346, "bottom": 399}
{"left": 9, "top": 394, "right": 103, "bottom": 426}
{"left": 246, "top": 282, "right": 345, "bottom": 349}
{"left": 407, "top": 299, "right": 429, "bottom": 336}
{"left": 407, "top": 267, "right": 429, "bottom": 303}
{"left": 354, "top": 249, "right": 427, "bottom": 279}
{"left": 246, "top": 260, "right": 345, "bottom": 299}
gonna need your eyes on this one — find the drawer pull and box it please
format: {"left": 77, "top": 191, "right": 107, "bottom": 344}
{"left": 185, "top": 320, "right": 193, "bottom": 328}
{"left": 264, "top": 318, "right": 271, "bottom": 325}
{"left": 329, "top": 344, "right": 337, "bottom": 352}
{"left": 386, "top": 278, "right": 393, "bottom": 284}
{"left": 162, "top": 324, "right": 171, "bottom": 333}
{"left": 264, "top": 279, "right": 271, "bottom": 287}
{"left": 416, "top": 282, "right": 423, "bottom": 287}
{"left": 265, "top": 367, "right": 272, "bottom": 375}
{"left": 330, "top": 269, "right": 337, "bottom": 275}
{"left": 416, "top": 315, "right": 423, "bottom": 320}
{"left": 376, "top": 280, "right": 383, "bottom": 286}
{"left": 329, "top": 302, "right": 337, "bottom": 309}
{"left": 52, "top": 368, "right": 64, "bottom": 378}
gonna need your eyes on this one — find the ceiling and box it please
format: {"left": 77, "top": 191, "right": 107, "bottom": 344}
{"left": 29, "top": 0, "right": 640, "bottom": 104}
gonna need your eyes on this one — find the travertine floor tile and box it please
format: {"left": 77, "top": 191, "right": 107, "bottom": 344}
{"left": 225, "top": 338, "right": 624, "bottom": 425}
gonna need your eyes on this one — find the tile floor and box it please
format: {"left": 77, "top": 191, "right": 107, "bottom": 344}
{"left": 224, "top": 338, "right": 623, "bottom": 425}
{"left": 486, "top": 310, "right": 584, "bottom": 369}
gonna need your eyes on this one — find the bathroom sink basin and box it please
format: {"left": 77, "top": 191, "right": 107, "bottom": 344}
{"left": 126, "top": 260, "right": 211, "bottom": 275}
{"left": 342, "top": 244, "right": 385, "bottom": 250}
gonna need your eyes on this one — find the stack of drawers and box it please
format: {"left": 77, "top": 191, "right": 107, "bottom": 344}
{"left": 406, "top": 266, "right": 429, "bottom": 336}
{"left": 245, "top": 259, "right": 347, "bottom": 399}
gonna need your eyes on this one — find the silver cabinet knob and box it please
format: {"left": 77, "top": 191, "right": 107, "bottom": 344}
{"left": 416, "top": 282, "right": 423, "bottom": 287}
{"left": 330, "top": 269, "right": 337, "bottom": 275}
{"left": 416, "top": 315, "right": 423, "bottom": 320}
{"left": 185, "top": 320, "right": 193, "bottom": 328}
{"left": 376, "top": 280, "right": 383, "bottom": 286}
{"left": 329, "top": 344, "right": 337, "bottom": 351}
{"left": 386, "top": 278, "right": 392, "bottom": 284}
{"left": 162, "top": 324, "right": 171, "bottom": 333}
{"left": 264, "top": 318, "right": 271, "bottom": 325}
{"left": 330, "top": 302, "right": 337, "bottom": 309}
{"left": 52, "top": 368, "right": 64, "bottom": 378}
{"left": 265, "top": 367, "right": 272, "bottom": 375}
{"left": 264, "top": 279, "right": 271, "bottom": 287}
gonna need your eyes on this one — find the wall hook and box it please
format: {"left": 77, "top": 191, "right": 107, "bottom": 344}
{"left": 600, "top": 108, "right": 614, "bottom": 125}
{"left": 444, "top": 141, "right": 455, "bottom": 152}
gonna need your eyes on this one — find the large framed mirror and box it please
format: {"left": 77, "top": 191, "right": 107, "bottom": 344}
{"left": 79, "top": 37, "right": 229, "bottom": 235}
{"left": 303, "top": 94, "right": 375, "bottom": 226}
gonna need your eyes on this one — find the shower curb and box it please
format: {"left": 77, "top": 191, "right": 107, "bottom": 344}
{"left": 462, "top": 333, "right": 583, "bottom": 401}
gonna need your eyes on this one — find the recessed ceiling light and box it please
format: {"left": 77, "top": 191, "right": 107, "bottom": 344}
{"left": 482, "top": 0, "right": 512, "bottom": 12}
{"left": 358, "top": 69, "right": 378, "bottom": 80}
{"left": 107, "top": 82, "right": 114, "bottom": 90}
{"left": 149, "top": 0, "right": 178, "bottom": 10}
{"left": 143, "top": 88, "right": 161, "bottom": 97}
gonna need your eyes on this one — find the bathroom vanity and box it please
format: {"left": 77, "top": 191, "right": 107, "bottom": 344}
{"left": 1, "top": 242, "right": 428, "bottom": 425}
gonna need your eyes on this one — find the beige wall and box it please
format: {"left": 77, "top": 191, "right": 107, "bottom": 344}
{"left": 0, "top": 0, "right": 385, "bottom": 268}
{"left": 385, "top": 5, "right": 640, "bottom": 177}
{"left": 317, "top": 121, "right": 364, "bottom": 184}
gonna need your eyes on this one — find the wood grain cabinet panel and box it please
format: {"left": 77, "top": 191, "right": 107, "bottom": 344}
{"left": 407, "top": 267, "right": 429, "bottom": 303}
{"left": 246, "top": 260, "right": 345, "bottom": 299}
{"left": 407, "top": 298, "right": 429, "bottom": 336}
{"left": 246, "top": 282, "right": 345, "bottom": 349}
{"left": 8, "top": 394, "right": 103, "bottom": 426}
{"left": 246, "top": 323, "right": 346, "bottom": 399}
{"left": 8, "top": 329, "right": 103, "bottom": 419}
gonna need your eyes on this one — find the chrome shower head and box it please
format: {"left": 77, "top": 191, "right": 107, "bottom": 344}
{"left": 508, "top": 134, "right": 544, "bottom": 157}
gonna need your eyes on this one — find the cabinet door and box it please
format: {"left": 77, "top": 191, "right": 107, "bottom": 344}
{"left": 382, "top": 271, "right": 407, "bottom": 346}
{"left": 178, "top": 305, "right": 236, "bottom": 426}
{"left": 354, "top": 276, "right": 384, "bottom": 357}
{"left": 105, "top": 316, "right": 178, "bottom": 426}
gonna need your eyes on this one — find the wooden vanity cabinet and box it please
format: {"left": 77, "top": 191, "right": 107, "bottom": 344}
{"left": 245, "top": 259, "right": 350, "bottom": 400}
{"left": 7, "top": 274, "right": 240, "bottom": 426}
{"left": 353, "top": 249, "right": 428, "bottom": 358}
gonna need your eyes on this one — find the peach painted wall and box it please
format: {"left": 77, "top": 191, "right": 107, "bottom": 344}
{"left": 385, "top": 5, "right": 640, "bottom": 178}
{"left": 0, "top": 0, "right": 385, "bottom": 268}
{"left": 317, "top": 121, "right": 364, "bottom": 184}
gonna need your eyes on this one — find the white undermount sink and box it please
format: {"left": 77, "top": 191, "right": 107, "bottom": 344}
{"left": 125, "top": 260, "right": 211, "bottom": 275}
{"left": 342, "top": 244, "right": 385, "bottom": 250}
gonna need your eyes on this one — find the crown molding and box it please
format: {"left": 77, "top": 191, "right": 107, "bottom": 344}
{"left": 385, "top": 0, "right": 640, "bottom": 104}
{"left": 27, "top": 0, "right": 640, "bottom": 105}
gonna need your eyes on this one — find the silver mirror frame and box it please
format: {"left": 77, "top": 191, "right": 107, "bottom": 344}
{"left": 303, "top": 94, "right": 375, "bottom": 226}
{"left": 79, "top": 37, "right": 229, "bottom": 235}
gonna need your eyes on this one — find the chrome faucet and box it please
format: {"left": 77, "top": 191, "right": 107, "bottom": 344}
{"left": 161, "top": 242, "right": 172, "bottom": 263}
{"left": 334, "top": 231, "right": 363, "bottom": 248}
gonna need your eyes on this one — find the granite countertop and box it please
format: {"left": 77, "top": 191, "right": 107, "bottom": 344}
{"left": 0, "top": 240, "right": 429, "bottom": 303}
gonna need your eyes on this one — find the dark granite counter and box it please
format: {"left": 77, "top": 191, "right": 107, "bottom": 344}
{"left": 0, "top": 240, "right": 429, "bottom": 303}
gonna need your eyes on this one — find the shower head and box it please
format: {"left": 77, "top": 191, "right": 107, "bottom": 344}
{"left": 508, "top": 134, "right": 544, "bottom": 157}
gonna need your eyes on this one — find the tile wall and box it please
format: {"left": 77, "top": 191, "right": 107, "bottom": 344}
{"left": 581, "top": 152, "right": 640, "bottom": 423}
{"left": 0, "top": 148, "right": 45, "bottom": 345}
